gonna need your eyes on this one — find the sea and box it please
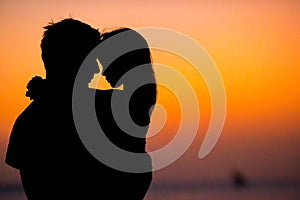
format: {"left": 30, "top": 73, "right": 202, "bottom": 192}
{"left": 1, "top": 180, "right": 300, "bottom": 200}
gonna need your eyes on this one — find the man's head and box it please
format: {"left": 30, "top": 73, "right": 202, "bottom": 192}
{"left": 41, "top": 18, "right": 100, "bottom": 82}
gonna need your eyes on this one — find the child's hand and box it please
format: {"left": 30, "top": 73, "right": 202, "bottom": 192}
{"left": 25, "top": 76, "right": 46, "bottom": 100}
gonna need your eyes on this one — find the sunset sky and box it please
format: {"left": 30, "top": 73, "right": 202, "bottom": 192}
{"left": 0, "top": 0, "right": 299, "bottom": 198}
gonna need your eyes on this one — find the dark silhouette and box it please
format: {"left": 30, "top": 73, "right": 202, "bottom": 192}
{"left": 231, "top": 169, "right": 248, "bottom": 188}
{"left": 99, "top": 28, "right": 157, "bottom": 150}
{"left": 95, "top": 28, "right": 157, "bottom": 199}
{"left": 5, "top": 18, "right": 156, "bottom": 200}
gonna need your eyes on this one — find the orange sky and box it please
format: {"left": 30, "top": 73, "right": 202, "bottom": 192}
{"left": 0, "top": 0, "right": 299, "bottom": 188}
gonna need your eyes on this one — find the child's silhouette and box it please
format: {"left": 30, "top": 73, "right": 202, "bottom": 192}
{"left": 5, "top": 18, "right": 156, "bottom": 200}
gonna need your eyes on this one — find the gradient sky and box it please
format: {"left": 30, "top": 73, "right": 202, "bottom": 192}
{"left": 0, "top": 0, "right": 299, "bottom": 194}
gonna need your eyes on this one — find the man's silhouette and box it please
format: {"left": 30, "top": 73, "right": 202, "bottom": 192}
{"left": 5, "top": 18, "right": 156, "bottom": 200}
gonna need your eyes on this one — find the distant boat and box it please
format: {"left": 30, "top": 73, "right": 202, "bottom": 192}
{"left": 231, "top": 170, "right": 247, "bottom": 188}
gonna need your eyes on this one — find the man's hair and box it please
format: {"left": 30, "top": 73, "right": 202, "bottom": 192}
{"left": 41, "top": 18, "right": 100, "bottom": 75}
